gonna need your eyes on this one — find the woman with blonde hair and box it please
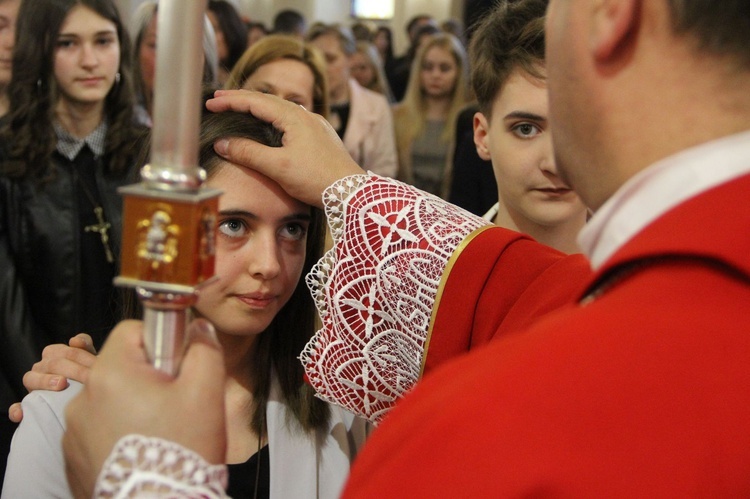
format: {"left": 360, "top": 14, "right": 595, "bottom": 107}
{"left": 225, "top": 34, "right": 328, "bottom": 119}
{"left": 393, "top": 33, "right": 468, "bottom": 196}
{"left": 350, "top": 41, "right": 394, "bottom": 103}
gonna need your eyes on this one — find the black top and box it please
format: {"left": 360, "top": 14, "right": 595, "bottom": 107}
{"left": 227, "top": 444, "right": 271, "bottom": 499}
{"left": 75, "top": 146, "right": 119, "bottom": 345}
{"left": 330, "top": 102, "right": 351, "bottom": 139}
{"left": 447, "top": 104, "right": 498, "bottom": 216}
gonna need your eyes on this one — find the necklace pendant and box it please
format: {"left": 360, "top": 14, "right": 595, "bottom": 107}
{"left": 85, "top": 206, "right": 115, "bottom": 263}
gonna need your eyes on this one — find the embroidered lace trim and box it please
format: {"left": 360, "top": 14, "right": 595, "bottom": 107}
{"left": 302, "top": 173, "right": 488, "bottom": 423}
{"left": 94, "top": 434, "right": 228, "bottom": 498}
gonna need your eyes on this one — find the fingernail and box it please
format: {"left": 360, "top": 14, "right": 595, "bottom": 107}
{"left": 214, "top": 139, "right": 229, "bottom": 157}
{"left": 49, "top": 376, "right": 61, "bottom": 389}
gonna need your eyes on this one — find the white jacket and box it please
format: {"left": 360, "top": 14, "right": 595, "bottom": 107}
{"left": 2, "top": 378, "right": 369, "bottom": 498}
{"left": 342, "top": 79, "right": 398, "bottom": 178}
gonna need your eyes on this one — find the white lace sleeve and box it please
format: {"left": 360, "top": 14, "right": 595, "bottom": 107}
{"left": 301, "top": 173, "right": 489, "bottom": 423}
{"left": 94, "top": 434, "right": 228, "bottom": 498}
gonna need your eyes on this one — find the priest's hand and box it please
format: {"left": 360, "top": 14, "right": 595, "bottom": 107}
{"left": 206, "top": 89, "right": 364, "bottom": 208}
{"left": 63, "top": 319, "right": 227, "bottom": 498}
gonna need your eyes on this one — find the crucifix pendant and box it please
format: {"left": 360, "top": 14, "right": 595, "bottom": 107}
{"left": 85, "top": 206, "right": 115, "bottom": 263}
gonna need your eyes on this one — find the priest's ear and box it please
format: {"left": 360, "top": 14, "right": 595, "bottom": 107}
{"left": 590, "top": 0, "right": 640, "bottom": 65}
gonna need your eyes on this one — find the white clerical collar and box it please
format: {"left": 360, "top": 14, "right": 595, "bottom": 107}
{"left": 579, "top": 129, "right": 750, "bottom": 270}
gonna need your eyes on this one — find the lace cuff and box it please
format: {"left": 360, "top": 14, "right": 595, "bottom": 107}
{"left": 94, "top": 434, "right": 228, "bottom": 498}
{"left": 302, "top": 173, "right": 489, "bottom": 423}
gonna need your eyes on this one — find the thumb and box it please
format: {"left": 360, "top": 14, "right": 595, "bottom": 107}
{"left": 173, "top": 319, "right": 227, "bottom": 464}
{"left": 177, "top": 319, "right": 225, "bottom": 389}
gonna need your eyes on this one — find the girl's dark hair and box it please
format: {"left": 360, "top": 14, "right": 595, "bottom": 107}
{"left": 374, "top": 26, "right": 394, "bottom": 64}
{"left": 0, "top": 0, "right": 141, "bottom": 180}
{"left": 208, "top": 0, "right": 248, "bottom": 75}
{"left": 127, "top": 105, "right": 330, "bottom": 433}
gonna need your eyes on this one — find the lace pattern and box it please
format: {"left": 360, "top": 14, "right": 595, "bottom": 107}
{"left": 95, "top": 434, "right": 228, "bottom": 498}
{"left": 302, "top": 173, "right": 488, "bottom": 423}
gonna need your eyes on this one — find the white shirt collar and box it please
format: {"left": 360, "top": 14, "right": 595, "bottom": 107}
{"left": 54, "top": 120, "right": 108, "bottom": 160}
{"left": 579, "top": 129, "right": 750, "bottom": 269}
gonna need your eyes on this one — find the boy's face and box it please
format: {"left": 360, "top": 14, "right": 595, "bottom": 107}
{"left": 474, "top": 68, "right": 585, "bottom": 230}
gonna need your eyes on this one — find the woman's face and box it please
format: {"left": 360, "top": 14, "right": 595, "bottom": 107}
{"left": 53, "top": 5, "right": 120, "bottom": 107}
{"left": 247, "top": 25, "right": 265, "bottom": 47}
{"left": 309, "top": 33, "right": 349, "bottom": 98}
{"left": 349, "top": 51, "right": 375, "bottom": 88}
{"left": 138, "top": 15, "right": 157, "bottom": 97}
{"left": 194, "top": 162, "right": 311, "bottom": 338}
{"left": 373, "top": 30, "right": 389, "bottom": 56}
{"left": 241, "top": 58, "right": 315, "bottom": 110}
{"left": 207, "top": 10, "right": 228, "bottom": 62}
{"left": 419, "top": 45, "right": 457, "bottom": 100}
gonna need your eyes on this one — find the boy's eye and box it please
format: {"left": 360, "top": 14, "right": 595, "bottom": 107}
{"left": 512, "top": 123, "right": 541, "bottom": 139}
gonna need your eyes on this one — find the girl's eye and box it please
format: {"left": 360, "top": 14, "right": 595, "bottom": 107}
{"left": 96, "top": 36, "right": 115, "bottom": 46}
{"left": 56, "top": 39, "right": 75, "bottom": 49}
{"left": 280, "top": 222, "right": 307, "bottom": 241}
{"left": 512, "top": 123, "right": 541, "bottom": 139}
{"left": 218, "top": 218, "right": 247, "bottom": 238}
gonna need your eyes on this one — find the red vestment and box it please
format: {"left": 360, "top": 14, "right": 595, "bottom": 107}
{"left": 343, "top": 174, "right": 750, "bottom": 496}
{"left": 301, "top": 176, "right": 589, "bottom": 422}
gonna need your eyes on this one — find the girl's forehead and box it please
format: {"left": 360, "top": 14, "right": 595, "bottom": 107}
{"left": 424, "top": 46, "right": 452, "bottom": 60}
{"left": 62, "top": 5, "right": 112, "bottom": 27}
{"left": 208, "top": 162, "right": 309, "bottom": 213}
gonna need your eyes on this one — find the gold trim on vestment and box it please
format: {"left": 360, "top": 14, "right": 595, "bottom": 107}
{"left": 419, "top": 224, "right": 496, "bottom": 378}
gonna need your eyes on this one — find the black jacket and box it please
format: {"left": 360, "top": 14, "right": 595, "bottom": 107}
{"left": 0, "top": 149, "right": 138, "bottom": 407}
